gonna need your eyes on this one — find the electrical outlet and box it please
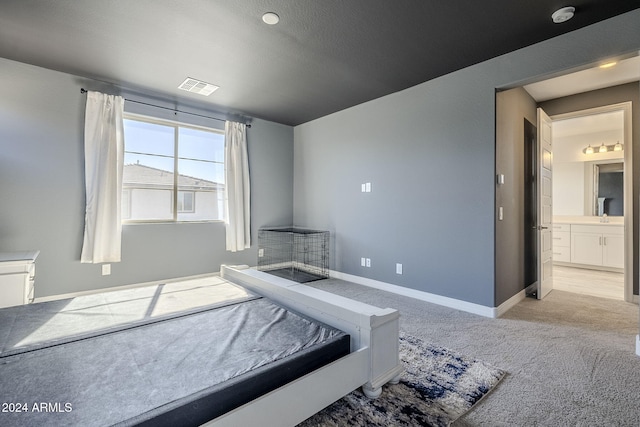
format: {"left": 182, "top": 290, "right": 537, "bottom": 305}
{"left": 102, "top": 264, "right": 111, "bottom": 276}
{"left": 365, "top": 258, "right": 371, "bottom": 267}
{"left": 258, "top": 248, "right": 264, "bottom": 257}
{"left": 396, "top": 263, "right": 403, "bottom": 275}
{"left": 361, "top": 183, "right": 366, "bottom": 192}
{"left": 365, "top": 182, "right": 371, "bottom": 192}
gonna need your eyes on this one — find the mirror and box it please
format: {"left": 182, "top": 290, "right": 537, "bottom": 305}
{"left": 592, "top": 162, "right": 623, "bottom": 216}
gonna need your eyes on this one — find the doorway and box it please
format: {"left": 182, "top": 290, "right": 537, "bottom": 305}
{"left": 547, "top": 102, "right": 633, "bottom": 302}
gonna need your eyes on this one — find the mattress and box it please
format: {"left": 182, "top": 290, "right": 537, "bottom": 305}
{"left": 0, "top": 283, "right": 350, "bottom": 427}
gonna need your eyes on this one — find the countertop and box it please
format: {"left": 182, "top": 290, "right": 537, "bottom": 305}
{"left": 553, "top": 216, "right": 623, "bottom": 226}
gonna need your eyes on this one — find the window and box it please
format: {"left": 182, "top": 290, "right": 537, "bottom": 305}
{"left": 122, "top": 114, "right": 225, "bottom": 222}
{"left": 177, "top": 191, "right": 195, "bottom": 213}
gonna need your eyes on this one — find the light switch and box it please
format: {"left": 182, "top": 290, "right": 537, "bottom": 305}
{"left": 365, "top": 182, "right": 371, "bottom": 192}
{"left": 497, "top": 174, "right": 505, "bottom": 185}
{"left": 499, "top": 207, "right": 504, "bottom": 221}
{"left": 396, "top": 263, "right": 403, "bottom": 275}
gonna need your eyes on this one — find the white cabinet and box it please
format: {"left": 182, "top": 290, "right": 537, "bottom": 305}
{"left": 602, "top": 234, "right": 624, "bottom": 269}
{"left": 552, "top": 223, "right": 571, "bottom": 262}
{"left": 0, "top": 251, "right": 39, "bottom": 308}
{"left": 570, "top": 225, "right": 623, "bottom": 269}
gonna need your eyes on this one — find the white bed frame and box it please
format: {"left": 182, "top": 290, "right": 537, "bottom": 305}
{"left": 203, "top": 265, "right": 403, "bottom": 427}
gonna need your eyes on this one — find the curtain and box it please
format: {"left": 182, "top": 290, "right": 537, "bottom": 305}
{"left": 224, "top": 121, "right": 251, "bottom": 252}
{"left": 80, "top": 91, "right": 125, "bottom": 263}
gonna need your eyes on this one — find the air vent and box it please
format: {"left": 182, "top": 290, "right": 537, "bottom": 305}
{"left": 178, "top": 77, "right": 219, "bottom": 96}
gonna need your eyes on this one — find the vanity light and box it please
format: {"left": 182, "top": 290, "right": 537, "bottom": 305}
{"left": 583, "top": 142, "right": 623, "bottom": 154}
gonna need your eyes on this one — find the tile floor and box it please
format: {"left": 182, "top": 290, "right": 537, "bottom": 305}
{"left": 552, "top": 264, "right": 624, "bottom": 300}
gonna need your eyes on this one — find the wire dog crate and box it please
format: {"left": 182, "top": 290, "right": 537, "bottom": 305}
{"left": 258, "top": 227, "right": 329, "bottom": 283}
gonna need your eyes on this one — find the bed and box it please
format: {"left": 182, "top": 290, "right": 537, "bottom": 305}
{"left": 0, "top": 265, "right": 402, "bottom": 426}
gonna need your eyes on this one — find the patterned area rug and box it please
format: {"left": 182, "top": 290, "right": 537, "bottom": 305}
{"left": 298, "top": 334, "right": 506, "bottom": 427}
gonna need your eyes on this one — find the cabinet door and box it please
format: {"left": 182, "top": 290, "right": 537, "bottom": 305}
{"left": 571, "top": 233, "right": 602, "bottom": 265}
{"left": 602, "top": 234, "right": 624, "bottom": 269}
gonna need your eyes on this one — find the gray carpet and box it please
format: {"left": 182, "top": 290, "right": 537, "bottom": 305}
{"left": 308, "top": 279, "right": 640, "bottom": 426}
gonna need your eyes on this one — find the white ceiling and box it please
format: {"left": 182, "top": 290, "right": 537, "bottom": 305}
{"left": 524, "top": 55, "right": 640, "bottom": 102}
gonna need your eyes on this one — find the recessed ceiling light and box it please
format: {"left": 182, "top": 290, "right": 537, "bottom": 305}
{"left": 551, "top": 6, "right": 575, "bottom": 24}
{"left": 262, "top": 12, "right": 280, "bottom": 25}
{"left": 599, "top": 61, "right": 618, "bottom": 69}
{"left": 178, "top": 77, "right": 219, "bottom": 96}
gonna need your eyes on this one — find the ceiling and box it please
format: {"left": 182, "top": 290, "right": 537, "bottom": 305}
{"left": 1, "top": 1, "right": 639, "bottom": 126}
{"left": 524, "top": 55, "right": 640, "bottom": 102}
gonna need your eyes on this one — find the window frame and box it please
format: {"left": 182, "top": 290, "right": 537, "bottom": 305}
{"left": 177, "top": 190, "right": 196, "bottom": 213}
{"left": 122, "top": 112, "right": 225, "bottom": 224}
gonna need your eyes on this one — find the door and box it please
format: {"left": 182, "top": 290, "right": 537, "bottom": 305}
{"left": 537, "top": 108, "right": 553, "bottom": 299}
{"left": 602, "top": 233, "right": 625, "bottom": 269}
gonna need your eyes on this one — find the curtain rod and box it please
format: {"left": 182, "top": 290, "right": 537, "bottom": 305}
{"left": 80, "top": 88, "right": 251, "bottom": 128}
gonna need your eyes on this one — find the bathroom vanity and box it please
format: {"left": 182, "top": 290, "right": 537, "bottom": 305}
{"left": 553, "top": 218, "right": 623, "bottom": 271}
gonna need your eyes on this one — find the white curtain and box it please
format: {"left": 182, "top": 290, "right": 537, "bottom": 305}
{"left": 80, "top": 91, "right": 125, "bottom": 263}
{"left": 224, "top": 121, "right": 251, "bottom": 252}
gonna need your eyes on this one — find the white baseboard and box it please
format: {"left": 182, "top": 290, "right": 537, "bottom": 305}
{"left": 495, "top": 289, "right": 527, "bottom": 317}
{"left": 329, "top": 270, "right": 519, "bottom": 318}
{"left": 34, "top": 272, "right": 221, "bottom": 303}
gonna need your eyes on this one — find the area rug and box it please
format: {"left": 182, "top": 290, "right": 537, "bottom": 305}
{"left": 298, "top": 333, "right": 506, "bottom": 427}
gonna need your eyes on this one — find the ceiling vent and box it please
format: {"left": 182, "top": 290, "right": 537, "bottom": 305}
{"left": 178, "top": 77, "right": 219, "bottom": 96}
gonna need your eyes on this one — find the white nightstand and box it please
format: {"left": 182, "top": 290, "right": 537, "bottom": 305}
{"left": 0, "top": 250, "right": 40, "bottom": 308}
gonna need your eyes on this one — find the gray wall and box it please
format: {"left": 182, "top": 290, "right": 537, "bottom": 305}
{"left": 0, "top": 57, "right": 294, "bottom": 298}
{"left": 540, "top": 82, "right": 640, "bottom": 296}
{"left": 293, "top": 10, "right": 640, "bottom": 308}
{"left": 495, "top": 87, "right": 538, "bottom": 305}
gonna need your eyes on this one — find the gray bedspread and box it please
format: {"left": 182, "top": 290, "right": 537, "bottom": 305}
{"left": 0, "top": 294, "right": 347, "bottom": 426}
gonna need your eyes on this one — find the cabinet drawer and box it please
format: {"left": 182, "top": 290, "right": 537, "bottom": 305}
{"left": 552, "top": 231, "right": 570, "bottom": 248}
{"left": 552, "top": 223, "right": 570, "bottom": 233}
{"left": 553, "top": 246, "right": 570, "bottom": 262}
{"left": 0, "top": 274, "right": 27, "bottom": 308}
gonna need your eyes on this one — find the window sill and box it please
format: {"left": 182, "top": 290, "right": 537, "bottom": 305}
{"left": 122, "top": 220, "right": 225, "bottom": 225}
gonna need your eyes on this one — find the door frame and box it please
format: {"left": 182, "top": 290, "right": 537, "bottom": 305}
{"left": 549, "top": 101, "right": 633, "bottom": 302}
